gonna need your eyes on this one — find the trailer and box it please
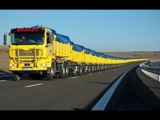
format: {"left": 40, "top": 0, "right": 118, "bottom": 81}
{"left": 3, "top": 25, "right": 147, "bottom": 80}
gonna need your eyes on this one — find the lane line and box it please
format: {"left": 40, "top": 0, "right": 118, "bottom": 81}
{"left": 89, "top": 73, "right": 93, "bottom": 75}
{"left": 0, "top": 80, "right": 7, "bottom": 82}
{"left": 25, "top": 83, "right": 43, "bottom": 88}
{"left": 92, "top": 69, "right": 130, "bottom": 110}
{"left": 70, "top": 77, "right": 78, "bottom": 79}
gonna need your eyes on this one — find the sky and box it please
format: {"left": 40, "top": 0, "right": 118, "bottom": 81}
{"left": 0, "top": 10, "right": 160, "bottom": 52}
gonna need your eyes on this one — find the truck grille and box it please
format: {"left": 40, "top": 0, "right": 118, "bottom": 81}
{"left": 16, "top": 49, "right": 39, "bottom": 56}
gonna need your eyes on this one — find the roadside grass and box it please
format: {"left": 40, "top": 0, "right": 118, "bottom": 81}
{"left": 0, "top": 49, "right": 8, "bottom": 53}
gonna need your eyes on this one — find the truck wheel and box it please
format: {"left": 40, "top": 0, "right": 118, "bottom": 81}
{"left": 59, "top": 64, "right": 66, "bottom": 78}
{"left": 65, "top": 65, "right": 69, "bottom": 77}
{"left": 47, "top": 67, "right": 54, "bottom": 80}
{"left": 73, "top": 66, "right": 77, "bottom": 76}
{"left": 79, "top": 66, "right": 82, "bottom": 75}
{"left": 46, "top": 62, "right": 55, "bottom": 80}
{"left": 12, "top": 74, "right": 20, "bottom": 81}
{"left": 84, "top": 66, "right": 87, "bottom": 74}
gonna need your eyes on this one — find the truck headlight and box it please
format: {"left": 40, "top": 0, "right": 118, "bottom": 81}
{"left": 40, "top": 63, "right": 46, "bottom": 68}
{"left": 10, "top": 64, "right": 14, "bottom": 68}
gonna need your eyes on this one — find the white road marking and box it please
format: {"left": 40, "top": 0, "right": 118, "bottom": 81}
{"left": 70, "top": 77, "right": 78, "bottom": 79}
{"left": 98, "top": 72, "right": 102, "bottom": 73}
{"left": 89, "top": 73, "right": 93, "bottom": 75}
{"left": 0, "top": 80, "right": 7, "bottom": 82}
{"left": 25, "top": 83, "right": 43, "bottom": 88}
{"left": 92, "top": 69, "right": 131, "bottom": 110}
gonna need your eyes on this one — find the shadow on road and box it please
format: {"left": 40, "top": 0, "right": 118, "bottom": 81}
{"left": 72, "top": 108, "right": 84, "bottom": 111}
{"left": 86, "top": 81, "right": 112, "bottom": 85}
{"left": 84, "top": 74, "right": 123, "bottom": 110}
{"left": 0, "top": 69, "right": 12, "bottom": 80}
{"left": 85, "top": 66, "right": 160, "bottom": 111}
{"left": 0, "top": 69, "right": 11, "bottom": 74}
{"left": 107, "top": 66, "right": 160, "bottom": 111}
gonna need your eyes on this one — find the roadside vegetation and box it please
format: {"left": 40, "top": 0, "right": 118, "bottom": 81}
{"left": 0, "top": 49, "right": 8, "bottom": 53}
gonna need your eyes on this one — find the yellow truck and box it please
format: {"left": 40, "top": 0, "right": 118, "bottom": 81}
{"left": 3, "top": 25, "right": 147, "bottom": 80}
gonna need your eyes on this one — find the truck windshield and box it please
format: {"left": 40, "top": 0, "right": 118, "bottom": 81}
{"left": 11, "top": 32, "right": 44, "bottom": 45}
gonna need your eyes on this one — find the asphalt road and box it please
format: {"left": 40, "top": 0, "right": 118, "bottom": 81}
{"left": 105, "top": 65, "right": 160, "bottom": 110}
{"left": 0, "top": 63, "right": 141, "bottom": 110}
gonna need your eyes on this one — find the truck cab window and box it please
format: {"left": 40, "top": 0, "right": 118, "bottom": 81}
{"left": 11, "top": 32, "right": 44, "bottom": 45}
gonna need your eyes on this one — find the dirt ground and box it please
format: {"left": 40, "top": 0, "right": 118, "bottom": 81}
{"left": 0, "top": 45, "right": 159, "bottom": 72}
{"left": 105, "top": 51, "right": 160, "bottom": 60}
{"left": 0, "top": 46, "right": 9, "bottom": 72}
{"left": 0, "top": 52, "right": 9, "bottom": 72}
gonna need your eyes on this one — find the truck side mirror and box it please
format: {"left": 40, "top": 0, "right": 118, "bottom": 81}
{"left": 3, "top": 34, "right": 7, "bottom": 45}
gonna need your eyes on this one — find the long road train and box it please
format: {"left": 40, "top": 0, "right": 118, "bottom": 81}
{"left": 3, "top": 25, "right": 147, "bottom": 80}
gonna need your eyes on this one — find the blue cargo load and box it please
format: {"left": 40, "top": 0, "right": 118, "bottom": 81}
{"left": 111, "top": 56, "right": 116, "bottom": 59}
{"left": 96, "top": 52, "right": 101, "bottom": 57}
{"left": 104, "top": 54, "right": 110, "bottom": 58}
{"left": 100, "top": 53, "right": 108, "bottom": 58}
{"left": 73, "top": 44, "right": 84, "bottom": 52}
{"left": 84, "top": 47, "right": 91, "bottom": 54}
{"left": 45, "top": 27, "right": 57, "bottom": 35}
{"left": 91, "top": 50, "right": 99, "bottom": 56}
{"left": 109, "top": 55, "right": 114, "bottom": 59}
{"left": 56, "top": 34, "right": 70, "bottom": 44}
{"left": 107, "top": 55, "right": 111, "bottom": 59}
{"left": 70, "top": 41, "right": 74, "bottom": 46}
{"left": 50, "top": 28, "right": 56, "bottom": 35}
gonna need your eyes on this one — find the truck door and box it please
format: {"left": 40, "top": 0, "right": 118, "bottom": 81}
{"left": 46, "top": 32, "right": 53, "bottom": 55}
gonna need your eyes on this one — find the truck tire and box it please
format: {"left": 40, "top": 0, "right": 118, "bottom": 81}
{"left": 59, "top": 64, "right": 66, "bottom": 78}
{"left": 46, "top": 62, "right": 55, "bottom": 80}
{"left": 65, "top": 65, "right": 69, "bottom": 77}
{"left": 73, "top": 66, "right": 77, "bottom": 76}
{"left": 47, "top": 68, "right": 54, "bottom": 80}
{"left": 12, "top": 73, "right": 20, "bottom": 81}
{"left": 79, "top": 65, "right": 82, "bottom": 75}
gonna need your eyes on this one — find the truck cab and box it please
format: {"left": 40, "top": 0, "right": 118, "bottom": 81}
{"left": 4, "top": 27, "right": 56, "bottom": 80}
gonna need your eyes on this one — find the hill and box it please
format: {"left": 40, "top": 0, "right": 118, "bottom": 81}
{"left": 104, "top": 51, "right": 160, "bottom": 60}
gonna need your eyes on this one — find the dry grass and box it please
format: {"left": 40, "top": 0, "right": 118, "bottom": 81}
{"left": 104, "top": 51, "right": 160, "bottom": 60}
{"left": 0, "top": 45, "right": 9, "bottom": 51}
{"left": 0, "top": 46, "right": 9, "bottom": 72}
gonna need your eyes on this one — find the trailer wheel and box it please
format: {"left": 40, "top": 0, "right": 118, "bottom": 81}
{"left": 79, "top": 65, "right": 82, "bottom": 75}
{"left": 73, "top": 66, "right": 77, "bottom": 76}
{"left": 59, "top": 63, "right": 66, "bottom": 78}
{"left": 88, "top": 65, "right": 91, "bottom": 74}
{"left": 65, "top": 65, "right": 69, "bottom": 77}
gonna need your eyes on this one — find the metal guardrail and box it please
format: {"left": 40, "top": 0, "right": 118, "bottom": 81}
{"left": 139, "top": 61, "right": 160, "bottom": 81}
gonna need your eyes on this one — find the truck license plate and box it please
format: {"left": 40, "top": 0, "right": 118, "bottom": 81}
{"left": 23, "top": 68, "right": 32, "bottom": 71}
